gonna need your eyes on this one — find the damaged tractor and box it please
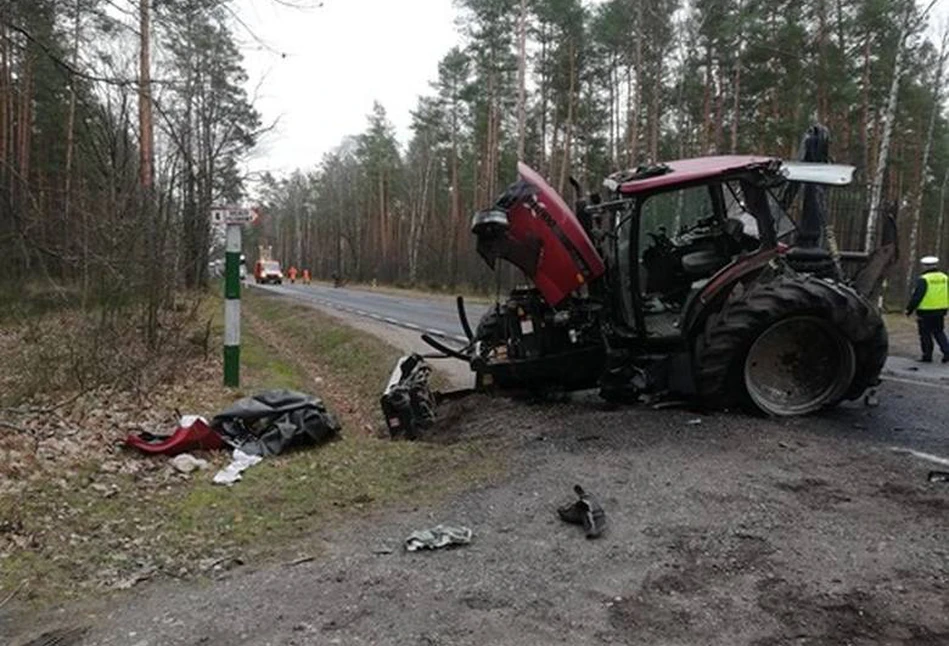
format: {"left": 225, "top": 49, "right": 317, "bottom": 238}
{"left": 384, "top": 127, "right": 897, "bottom": 434}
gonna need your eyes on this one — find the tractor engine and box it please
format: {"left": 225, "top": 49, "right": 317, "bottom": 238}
{"left": 473, "top": 287, "right": 604, "bottom": 391}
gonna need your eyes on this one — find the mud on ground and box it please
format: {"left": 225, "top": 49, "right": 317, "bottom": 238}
{"left": 24, "top": 388, "right": 946, "bottom": 646}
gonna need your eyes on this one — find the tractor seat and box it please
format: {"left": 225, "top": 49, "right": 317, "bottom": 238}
{"left": 681, "top": 249, "right": 727, "bottom": 277}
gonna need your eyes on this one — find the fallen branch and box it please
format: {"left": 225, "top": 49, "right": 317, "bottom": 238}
{"left": 0, "top": 582, "right": 24, "bottom": 611}
{"left": 0, "top": 420, "right": 28, "bottom": 433}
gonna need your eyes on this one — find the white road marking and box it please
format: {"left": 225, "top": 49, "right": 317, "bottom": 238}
{"left": 890, "top": 447, "right": 949, "bottom": 468}
{"left": 880, "top": 375, "right": 949, "bottom": 391}
{"left": 425, "top": 329, "right": 447, "bottom": 337}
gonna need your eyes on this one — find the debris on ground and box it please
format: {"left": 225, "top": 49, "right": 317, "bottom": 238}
{"left": 112, "top": 566, "right": 156, "bottom": 590}
{"left": 170, "top": 453, "right": 209, "bottom": 474}
{"left": 405, "top": 525, "right": 473, "bottom": 551}
{"left": 212, "top": 449, "right": 263, "bottom": 486}
{"left": 687, "top": 418, "right": 703, "bottom": 425}
{"left": 928, "top": 470, "right": 949, "bottom": 483}
{"left": 284, "top": 555, "right": 316, "bottom": 567}
{"left": 19, "top": 626, "right": 89, "bottom": 646}
{"left": 212, "top": 389, "right": 340, "bottom": 456}
{"left": 124, "top": 416, "right": 223, "bottom": 456}
{"left": 381, "top": 354, "right": 435, "bottom": 440}
{"left": 557, "top": 484, "right": 606, "bottom": 539}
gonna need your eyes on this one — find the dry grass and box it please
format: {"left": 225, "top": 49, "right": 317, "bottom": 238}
{"left": 0, "top": 289, "right": 502, "bottom": 605}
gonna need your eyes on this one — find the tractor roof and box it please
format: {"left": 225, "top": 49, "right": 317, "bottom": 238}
{"left": 609, "top": 155, "right": 778, "bottom": 195}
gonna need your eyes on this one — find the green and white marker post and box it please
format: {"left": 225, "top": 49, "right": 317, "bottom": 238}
{"left": 216, "top": 206, "right": 257, "bottom": 387}
{"left": 224, "top": 222, "right": 241, "bottom": 386}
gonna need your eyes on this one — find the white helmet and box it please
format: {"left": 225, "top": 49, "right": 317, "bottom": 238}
{"left": 921, "top": 255, "right": 939, "bottom": 266}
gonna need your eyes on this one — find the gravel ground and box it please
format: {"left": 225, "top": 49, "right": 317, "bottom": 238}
{"left": 11, "top": 380, "right": 948, "bottom": 646}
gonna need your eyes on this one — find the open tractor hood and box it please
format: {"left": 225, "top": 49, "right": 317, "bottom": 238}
{"left": 471, "top": 162, "right": 605, "bottom": 306}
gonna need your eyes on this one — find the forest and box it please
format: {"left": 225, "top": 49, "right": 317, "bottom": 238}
{"left": 2, "top": 0, "right": 949, "bottom": 316}
{"left": 257, "top": 0, "right": 949, "bottom": 304}
{"left": 0, "top": 0, "right": 258, "bottom": 344}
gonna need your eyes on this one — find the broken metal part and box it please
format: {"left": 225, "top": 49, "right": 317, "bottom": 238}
{"left": 381, "top": 355, "right": 435, "bottom": 440}
{"left": 557, "top": 484, "right": 606, "bottom": 539}
{"left": 421, "top": 334, "right": 470, "bottom": 362}
{"left": 457, "top": 296, "right": 474, "bottom": 342}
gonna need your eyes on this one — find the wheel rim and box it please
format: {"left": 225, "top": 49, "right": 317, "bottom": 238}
{"left": 743, "top": 316, "right": 855, "bottom": 416}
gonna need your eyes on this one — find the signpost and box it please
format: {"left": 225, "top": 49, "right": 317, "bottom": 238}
{"left": 214, "top": 206, "right": 258, "bottom": 387}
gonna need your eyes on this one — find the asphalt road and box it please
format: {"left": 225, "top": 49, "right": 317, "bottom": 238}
{"left": 257, "top": 282, "right": 479, "bottom": 345}
{"left": 253, "top": 281, "right": 949, "bottom": 457}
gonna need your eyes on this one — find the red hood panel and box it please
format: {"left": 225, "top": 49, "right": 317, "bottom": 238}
{"left": 496, "top": 163, "right": 606, "bottom": 305}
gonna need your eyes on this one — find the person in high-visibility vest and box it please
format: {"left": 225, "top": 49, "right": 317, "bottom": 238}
{"left": 905, "top": 255, "right": 949, "bottom": 363}
{"left": 288, "top": 266, "right": 298, "bottom": 284}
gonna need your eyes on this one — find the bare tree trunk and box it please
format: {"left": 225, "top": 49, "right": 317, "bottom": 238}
{"left": 864, "top": 7, "right": 910, "bottom": 252}
{"left": 937, "top": 170, "right": 949, "bottom": 260}
{"left": 449, "top": 107, "right": 461, "bottom": 288}
{"left": 558, "top": 42, "right": 576, "bottom": 195}
{"left": 516, "top": 0, "right": 527, "bottom": 161}
{"left": 701, "top": 47, "right": 712, "bottom": 153}
{"left": 609, "top": 60, "right": 617, "bottom": 168}
{"left": 649, "top": 59, "right": 661, "bottom": 163}
{"left": 138, "top": 0, "right": 154, "bottom": 190}
{"left": 64, "top": 0, "right": 84, "bottom": 302}
{"left": 861, "top": 35, "right": 872, "bottom": 198}
{"left": 540, "top": 29, "right": 548, "bottom": 169}
{"left": 816, "top": 0, "right": 828, "bottom": 122}
{"left": 730, "top": 6, "right": 743, "bottom": 154}
{"left": 625, "top": 67, "right": 634, "bottom": 166}
{"left": 632, "top": 8, "right": 643, "bottom": 164}
{"left": 0, "top": 24, "right": 6, "bottom": 190}
{"left": 906, "top": 26, "right": 948, "bottom": 289}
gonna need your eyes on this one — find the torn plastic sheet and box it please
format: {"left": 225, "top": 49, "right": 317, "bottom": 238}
{"left": 212, "top": 449, "right": 263, "bottom": 486}
{"left": 404, "top": 525, "right": 473, "bottom": 551}
{"left": 212, "top": 389, "right": 340, "bottom": 456}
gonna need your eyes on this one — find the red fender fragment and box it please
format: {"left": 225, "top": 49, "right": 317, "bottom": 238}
{"left": 124, "top": 418, "right": 224, "bottom": 456}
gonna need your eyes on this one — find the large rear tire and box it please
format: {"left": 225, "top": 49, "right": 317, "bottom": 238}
{"left": 694, "top": 274, "right": 887, "bottom": 415}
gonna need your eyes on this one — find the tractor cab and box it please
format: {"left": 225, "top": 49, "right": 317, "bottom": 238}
{"left": 595, "top": 157, "right": 801, "bottom": 342}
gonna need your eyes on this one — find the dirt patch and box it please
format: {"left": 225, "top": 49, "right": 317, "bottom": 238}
{"left": 5, "top": 368, "right": 949, "bottom": 644}
{"left": 878, "top": 481, "right": 949, "bottom": 512}
{"left": 773, "top": 476, "right": 854, "bottom": 509}
{"left": 754, "top": 578, "right": 949, "bottom": 645}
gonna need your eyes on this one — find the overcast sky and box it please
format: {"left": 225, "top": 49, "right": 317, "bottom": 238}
{"left": 234, "top": 0, "right": 949, "bottom": 179}
{"left": 235, "top": 0, "right": 459, "bottom": 177}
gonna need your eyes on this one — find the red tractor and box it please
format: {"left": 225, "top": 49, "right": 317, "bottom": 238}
{"left": 396, "top": 135, "right": 896, "bottom": 426}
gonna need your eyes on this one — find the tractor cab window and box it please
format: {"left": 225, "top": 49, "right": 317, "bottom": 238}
{"left": 639, "top": 186, "right": 715, "bottom": 256}
{"left": 724, "top": 181, "right": 760, "bottom": 239}
{"left": 636, "top": 183, "right": 761, "bottom": 338}
{"left": 726, "top": 180, "right": 796, "bottom": 243}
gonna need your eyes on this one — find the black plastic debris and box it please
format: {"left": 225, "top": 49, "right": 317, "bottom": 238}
{"left": 381, "top": 354, "right": 435, "bottom": 440}
{"left": 557, "top": 484, "right": 607, "bottom": 539}
{"left": 928, "top": 471, "right": 949, "bottom": 483}
{"left": 211, "top": 389, "right": 340, "bottom": 456}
